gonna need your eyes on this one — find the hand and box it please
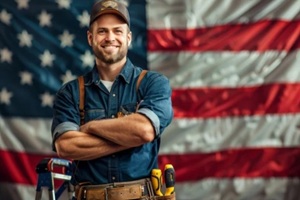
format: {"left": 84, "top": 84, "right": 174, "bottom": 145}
{"left": 79, "top": 122, "right": 90, "bottom": 133}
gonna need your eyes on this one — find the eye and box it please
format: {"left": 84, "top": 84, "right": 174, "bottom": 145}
{"left": 115, "top": 29, "right": 123, "bottom": 34}
{"left": 97, "top": 29, "right": 106, "bottom": 34}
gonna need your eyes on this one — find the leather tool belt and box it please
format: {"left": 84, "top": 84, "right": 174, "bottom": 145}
{"left": 75, "top": 178, "right": 155, "bottom": 200}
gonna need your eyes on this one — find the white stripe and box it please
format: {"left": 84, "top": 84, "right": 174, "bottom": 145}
{"left": 159, "top": 114, "right": 300, "bottom": 154}
{"left": 0, "top": 183, "right": 70, "bottom": 200}
{"left": 0, "top": 183, "right": 37, "bottom": 200}
{"left": 174, "top": 178, "right": 300, "bottom": 200}
{"left": 0, "top": 117, "right": 53, "bottom": 154}
{"left": 2, "top": 114, "right": 300, "bottom": 154}
{"left": 147, "top": 0, "right": 300, "bottom": 29}
{"left": 149, "top": 50, "right": 300, "bottom": 88}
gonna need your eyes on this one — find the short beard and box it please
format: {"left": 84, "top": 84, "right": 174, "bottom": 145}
{"left": 93, "top": 42, "right": 128, "bottom": 64}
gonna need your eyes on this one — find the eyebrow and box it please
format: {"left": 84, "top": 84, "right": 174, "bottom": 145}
{"left": 97, "top": 26, "right": 125, "bottom": 30}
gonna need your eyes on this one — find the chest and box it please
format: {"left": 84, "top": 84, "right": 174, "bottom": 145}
{"left": 83, "top": 80, "right": 140, "bottom": 121}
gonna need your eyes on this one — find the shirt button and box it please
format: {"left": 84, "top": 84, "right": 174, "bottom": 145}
{"left": 112, "top": 176, "right": 115, "bottom": 180}
{"left": 112, "top": 94, "right": 116, "bottom": 97}
{"left": 112, "top": 115, "right": 115, "bottom": 118}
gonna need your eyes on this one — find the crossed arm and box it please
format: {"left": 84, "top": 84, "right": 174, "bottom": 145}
{"left": 54, "top": 113, "right": 155, "bottom": 161}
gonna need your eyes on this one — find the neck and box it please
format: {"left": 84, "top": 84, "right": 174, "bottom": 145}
{"left": 95, "top": 58, "right": 126, "bottom": 81}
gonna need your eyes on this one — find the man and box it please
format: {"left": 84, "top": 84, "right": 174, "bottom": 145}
{"left": 51, "top": 0, "right": 174, "bottom": 199}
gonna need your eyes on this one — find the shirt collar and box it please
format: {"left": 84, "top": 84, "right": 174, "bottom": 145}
{"left": 86, "top": 59, "right": 134, "bottom": 85}
{"left": 118, "top": 59, "right": 134, "bottom": 84}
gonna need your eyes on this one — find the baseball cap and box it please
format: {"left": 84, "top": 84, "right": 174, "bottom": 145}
{"left": 89, "top": 0, "right": 130, "bottom": 27}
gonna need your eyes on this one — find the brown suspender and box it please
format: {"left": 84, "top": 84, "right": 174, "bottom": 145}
{"left": 78, "top": 76, "right": 85, "bottom": 126}
{"left": 136, "top": 70, "right": 147, "bottom": 92}
{"left": 77, "top": 70, "right": 147, "bottom": 125}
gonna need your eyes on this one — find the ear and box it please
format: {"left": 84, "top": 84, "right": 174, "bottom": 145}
{"left": 87, "top": 30, "right": 92, "bottom": 46}
{"left": 127, "top": 31, "right": 132, "bottom": 47}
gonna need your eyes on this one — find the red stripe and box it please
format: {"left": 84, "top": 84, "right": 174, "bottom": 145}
{"left": 159, "top": 147, "right": 300, "bottom": 182}
{"left": 148, "top": 20, "right": 300, "bottom": 52}
{"left": 2, "top": 147, "right": 300, "bottom": 185}
{"left": 0, "top": 150, "right": 55, "bottom": 185}
{"left": 172, "top": 83, "right": 300, "bottom": 118}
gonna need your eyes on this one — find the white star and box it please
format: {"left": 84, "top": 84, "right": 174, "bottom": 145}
{"left": 19, "top": 71, "right": 33, "bottom": 85}
{"left": 39, "top": 50, "right": 55, "bottom": 67}
{"left": 77, "top": 10, "right": 90, "bottom": 27}
{"left": 61, "top": 70, "right": 76, "bottom": 84}
{"left": 0, "top": 48, "right": 12, "bottom": 63}
{"left": 80, "top": 50, "right": 94, "bottom": 68}
{"left": 0, "top": 88, "right": 13, "bottom": 105}
{"left": 40, "top": 92, "right": 54, "bottom": 107}
{"left": 38, "top": 10, "right": 52, "bottom": 27}
{"left": 15, "top": 0, "right": 30, "bottom": 9}
{"left": 56, "top": 0, "right": 71, "bottom": 9}
{"left": 0, "top": 9, "right": 12, "bottom": 25}
{"left": 59, "top": 30, "right": 75, "bottom": 47}
{"left": 17, "top": 30, "right": 33, "bottom": 47}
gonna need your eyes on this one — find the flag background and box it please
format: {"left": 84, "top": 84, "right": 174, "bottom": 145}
{"left": 1, "top": 0, "right": 300, "bottom": 200}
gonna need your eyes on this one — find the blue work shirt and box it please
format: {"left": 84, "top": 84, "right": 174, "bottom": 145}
{"left": 51, "top": 59, "right": 173, "bottom": 185}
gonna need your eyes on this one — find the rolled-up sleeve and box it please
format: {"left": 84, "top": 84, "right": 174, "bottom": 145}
{"left": 51, "top": 80, "right": 80, "bottom": 150}
{"left": 137, "top": 108, "right": 160, "bottom": 136}
{"left": 52, "top": 122, "right": 79, "bottom": 142}
{"left": 137, "top": 72, "right": 173, "bottom": 137}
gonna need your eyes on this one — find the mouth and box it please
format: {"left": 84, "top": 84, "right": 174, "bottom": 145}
{"left": 101, "top": 45, "right": 119, "bottom": 53}
{"left": 102, "top": 44, "right": 119, "bottom": 48}
{"left": 103, "top": 45, "right": 116, "bottom": 48}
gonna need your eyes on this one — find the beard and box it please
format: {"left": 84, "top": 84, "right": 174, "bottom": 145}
{"left": 92, "top": 41, "right": 128, "bottom": 64}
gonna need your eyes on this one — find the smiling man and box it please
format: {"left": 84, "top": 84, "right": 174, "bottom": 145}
{"left": 51, "top": 0, "right": 174, "bottom": 199}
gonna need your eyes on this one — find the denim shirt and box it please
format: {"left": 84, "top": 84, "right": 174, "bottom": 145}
{"left": 51, "top": 59, "right": 173, "bottom": 185}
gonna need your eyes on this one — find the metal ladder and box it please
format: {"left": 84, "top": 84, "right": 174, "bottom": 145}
{"left": 35, "top": 158, "right": 73, "bottom": 200}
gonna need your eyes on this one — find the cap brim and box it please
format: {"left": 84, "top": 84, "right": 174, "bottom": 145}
{"left": 90, "top": 9, "right": 129, "bottom": 26}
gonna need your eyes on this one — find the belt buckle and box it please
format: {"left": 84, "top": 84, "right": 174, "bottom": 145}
{"left": 104, "top": 185, "right": 113, "bottom": 200}
{"left": 104, "top": 187, "right": 108, "bottom": 200}
{"left": 80, "top": 186, "right": 109, "bottom": 200}
{"left": 81, "top": 188, "right": 87, "bottom": 200}
{"left": 84, "top": 188, "right": 87, "bottom": 199}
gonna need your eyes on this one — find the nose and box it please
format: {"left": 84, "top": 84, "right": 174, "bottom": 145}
{"left": 105, "top": 31, "right": 115, "bottom": 42}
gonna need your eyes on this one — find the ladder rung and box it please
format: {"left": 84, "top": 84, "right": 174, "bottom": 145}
{"left": 52, "top": 172, "right": 72, "bottom": 180}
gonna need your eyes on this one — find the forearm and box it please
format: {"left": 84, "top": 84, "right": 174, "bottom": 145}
{"left": 54, "top": 131, "right": 129, "bottom": 160}
{"left": 81, "top": 113, "right": 155, "bottom": 147}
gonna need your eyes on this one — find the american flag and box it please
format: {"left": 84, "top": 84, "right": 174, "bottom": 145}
{"left": 1, "top": 0, "right": 300, "bottom": 199}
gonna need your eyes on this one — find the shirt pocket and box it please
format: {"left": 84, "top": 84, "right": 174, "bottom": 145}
{"left": 85, "top": 109, "right": 106, "bottom": 122}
